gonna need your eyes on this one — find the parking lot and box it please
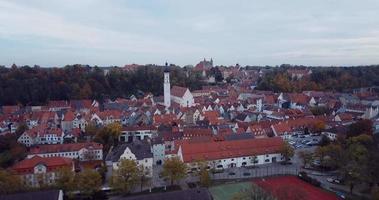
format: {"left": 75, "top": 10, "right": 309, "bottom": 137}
{"left": 287, "top": 134, "right": 322, "bottom": 150}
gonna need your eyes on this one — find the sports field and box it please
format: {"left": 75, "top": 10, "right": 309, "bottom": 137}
{"left": 209, "top": 182, "right": 251, "bottom": 200}
{"left": 254, "top": 176, "right": 339, "bottom": 200}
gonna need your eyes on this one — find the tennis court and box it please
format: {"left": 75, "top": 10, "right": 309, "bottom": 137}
{"left": 209, "top": 182, "right": 251, "bottom": 200}
{"left": 254, "top": 176, "right": 339, "bottom": 200}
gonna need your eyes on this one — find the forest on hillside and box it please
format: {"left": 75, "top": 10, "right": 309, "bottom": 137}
{"left": 256, "top": 65, "right": 379, "bottom": 93}
{"left": 1, "top": 64, "right": 379, "bottom": 106}
{"left": 0, "top": 64, "right": 203, "bottom": 106}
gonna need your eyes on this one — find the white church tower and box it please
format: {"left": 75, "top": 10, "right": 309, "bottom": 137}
{"left": 164, "top": 62, "right": 171, "bottom": 108}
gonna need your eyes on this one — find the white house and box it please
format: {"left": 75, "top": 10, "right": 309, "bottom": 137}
{"left": 106, "top": 140, "right": 153, "bottom": 177}
{"left": 18, "top": 125, "right": 64, "bottom": 147}
{"left": 11, "top": 156, "right": 74, "bottom": 188}
{"left": 119, "top": 125, "right": 157, "bottom": 142}
{"left": 171, "top": 86, "right": 195, "bottom": 107}
{"left": 27, "top": 142, "right": 103, "bottom": 161}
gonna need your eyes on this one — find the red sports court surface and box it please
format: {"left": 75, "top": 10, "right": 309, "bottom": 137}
{"left": 254, "top": 176, "right": 339, "bottom": 200}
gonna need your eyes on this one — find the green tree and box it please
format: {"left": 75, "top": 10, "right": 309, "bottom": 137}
{"left": 15, "top": 123, "right": 28, "bottom": 137}
{"left": 161, "top": 157, "right": 187, "bottom": 186}
{"left": 280, "top": 141, "right": 294, "bottom": 164}
{"left": 298, "top": 151, "right": 313, "bottom": 168}
{"left": 348, "top": 119, "right": 373, "bottom": 138}
{"left": 55, "top": 167, "right": 76, "bottom": 195}
{"left": 110, "top": 159, "right": 141, "bottom": 194}
{"left": 76, "top": 169, "right": 102, "bottom": 198}
{"left": 0, "top": 169, "right": 25, "bottom": 195}
{"left": 372, "top": 186, "right": 379, "bottom": 200}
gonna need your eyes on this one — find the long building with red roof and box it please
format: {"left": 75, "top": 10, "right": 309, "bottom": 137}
{"left": 27, "top": 142, "right": 103, "bottom": 161}
{"left": 12, "top": 156, "right": 74, "bottom": 187}
{"left": 178, "top": 137, "right": 285, "bottom": 171}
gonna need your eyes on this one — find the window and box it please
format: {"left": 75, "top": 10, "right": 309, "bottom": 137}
{"left": 231, "top": 159, "right": 234, "bottom": 161}
{"left": 265, "top": 159, "right": 269, "bottom": 162}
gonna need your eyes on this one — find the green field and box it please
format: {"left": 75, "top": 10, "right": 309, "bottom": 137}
{"left": 209, "top": 182, "right": 252, "bottom": 200}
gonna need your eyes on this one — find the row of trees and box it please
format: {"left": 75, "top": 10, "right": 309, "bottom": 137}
{"left": 0, "top": 167, "right": 103, "bottom": 198}
{"left": 0, "top": 64, "right": 205, "bottom": 105}
{"left": 0, "top": 157, "right": 189, "bottom": 197}
{"left": 257, "top": 66, "right": 379, "bottom": 92}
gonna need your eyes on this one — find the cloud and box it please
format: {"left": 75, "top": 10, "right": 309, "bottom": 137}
{"left": 1, "top": 0, "right": 379, "bottom": 66}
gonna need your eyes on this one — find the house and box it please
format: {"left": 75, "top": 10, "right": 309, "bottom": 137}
{"left": 178, "top": 137, "right": 284, "bottom": 171}
{"left": 182, "top": 127, "right": 213, "bottom": 140}
{"left": 287, "top": 68, "right": 312, "bottom": 79}
{"left": 91, "top": 110, "right": 122, "bottom": 126}
{"left": 151, "top": 136, "right": 165, "bottom": 165}
{"left": 171, "top": 86, "right": 195, "bottom": 107}
{"left": 18, "top": 125, "right": 64, "bottom": 147}
{"left": 27, "top": 142, "right": 103, "bottom": 161}
{"left": 106, "top": 140, "right": 153, "bottom": 177}
{"left": 193, "top": 58, "right": 213, "bottom": 77}
{"left": 11, "top": 156, "right": 74, "bottom": 187}
{"left": 119, "top": 125, "right": 157, "bottom": 142}
{"left": 270, "top": 117, "right": 325, "bottom": 139}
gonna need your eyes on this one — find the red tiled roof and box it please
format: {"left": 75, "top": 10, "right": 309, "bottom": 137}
{"left": 98, "top": 110, "right": 122, "bottom": 119}
{"left": 12, "top": 156, "right": 73, "bottom": 174}
{"left": 181, "top": 137, "right": 284, "bottom": 163}
{"left": 2, "top": 106, "right": 20, "bottom": 114}
{"left": 171, "top": 86, "right": 188, "bottom": 98}
{"left": 29, "top": 142, "right": 102, "bottom": 154}
{"left": 48, "top": 100, "right": 69, "bottom": 108}
{"left": 64, "top": 111, "right": 75, "bottom": 121}
{"left": 153, "top": 114, "right": 178, "bottom": 125}
{"left": 122, "top": 125, "right": 157, "bottom": 131}
{"left": 183, "top": 127, "right": 213, "bottom": 138}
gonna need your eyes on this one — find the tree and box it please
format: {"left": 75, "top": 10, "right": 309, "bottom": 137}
{"left": 84, "top": 122, "right": 98, "bottom": 138}
{"left": 348, "top": 119, "right": 373, "bottom": 138}
{"left": 110, "top": 159, "right": 141, "bottom": 194}
{"left": 76, "top": 169, "right": 102, "bottom": 198}
{"left": 372, "top": 186, "right": 379, "bottom": 200}
{"left": 138, "top": 166, "right": 151, "bottom": 192}
{"left": 161, "top": 157, "right": 187, "bottom": 186}
{"left": 197, "top": 161, "right": 211, "bottom": 187}
{"left": 94, "top": 122, "right": 122, "bottom": 153}
{"left": 280, "top": 141, "right": 294, "bottom": 164}
{"left": 0, "top": 169, "right": 25, "bottom": 195}
{"left": 55, "top": 167, "right": 76, "bottom": 195}
{"left": 298, "top": 151, "right": 313, "bottom": 168}
{"left": 15, "top": 123, "right": 28, "bottom": 137}
{"left": 250, "top": 151, "right": 258, "bottom": 167}
{"left": 313, "top": 121, "right": 326, "bottom": 133}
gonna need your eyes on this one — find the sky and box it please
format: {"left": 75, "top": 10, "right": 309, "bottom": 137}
{"left": 1, "top": 0, "right": 379, "bottom": 67}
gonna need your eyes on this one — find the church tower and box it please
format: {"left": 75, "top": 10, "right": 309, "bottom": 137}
{"left": 164, "top": 62, "right": 171, "bottom": 108}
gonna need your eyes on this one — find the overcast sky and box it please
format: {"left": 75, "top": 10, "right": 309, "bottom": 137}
{"left": 1, "top": 0, "right": 379, "bottom": 67}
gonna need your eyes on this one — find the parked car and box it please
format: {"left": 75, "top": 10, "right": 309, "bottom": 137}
{"left": 327, "top": 177, "right": 343, "bottom": 184}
